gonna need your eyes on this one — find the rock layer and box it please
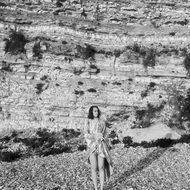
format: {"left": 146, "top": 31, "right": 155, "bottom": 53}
{"left": 0, "top": 0, "right": 190, "bottom": 133}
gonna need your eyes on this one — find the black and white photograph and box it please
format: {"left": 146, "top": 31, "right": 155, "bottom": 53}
{"left": 0, "top": 0, "right": 190, "bottom": 189}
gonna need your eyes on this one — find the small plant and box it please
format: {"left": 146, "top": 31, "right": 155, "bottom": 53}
{"left": 89, "top": 64, "right": 100, "bottom": 74}
{"left": 0, "top": 149, "right": 22, "bottom": 162}
{"left": 0, "top": 2, "right": 6, "bottom": 6}
{"left": 4, "top": 29, "right": 28, "bottom": 55}
{"left": 74, "top": 90, "right": 84, "bottom": 96}
{"left": 87, "top": 88, "right": 97, "bottom": 93}
{"left": 113, "top": 49, "right": 122, "bottom": 76}
{"left": 108, "top": 130, "right": 117, "bottom": 139}
{"left": 148, "top": 82, "right": 156, "bottom": 89}
{"left": 111, "top": 139, "right": 120, "bottom": 145}
{"left": 141, "top": 82, "right": 156, "bottom": 98}
{"left": 32, "top": 39, "right": 43, "bottom": 60}
{"left": 76, "top": 44, "right": 96, "bottom": 62}
{"left": 54, "top": 66, "right": 61, "bottom": 70}
{"left": 122, "top": 136, "right": 133, "bottom": 147}
{"left": 64, "top": 57, "right": 73, "bottom": 63}
{"left": 35, "top": 83, "right": 45, "bottom": 94}
{"left": 56, "top": 0, "right": 66, "bottom": 7}
{"left": 109, "top": 131, "right": 120, "bottom": 145}
{"left": 101, "top": 82, "right": 107, "bottom": 86}
{"left": 78, "top": 144, "right": 87, "bottom": 151}
{"left": 40, "top": 75, "right": 48, "bottom": 81}
{"left": 0, "top": 135, "right": 11, "bottom": 143}
{"left": 1, "top": 61, "right": 13, "bottom": 72}
{"left": 154, "top": 138, "right": 173, "bottom": 148}
{"left": 183, "top": 53, "right": 190, "bottom": 78}
{"left": 73, "top": 66, "right": 86, "bottom": 75}
{"left": 130, "top": 43, "right": 146, "bottom": 56}
{"left": 142, "top": 48, "right": 156, "bottom": 69}
{"left": 141, "top": 90, "right": 148, "bottom": 98}
{"left": 61, "top": 128, "right": 81, "bottom": 140}
{"left": 112, "top": 81, "right": 122, "bottom": 85}
{"left": 81, "top": 8, "right": 87, "bottom": 18}
{"left": 78, "top": 81, "right": 83, "bottom": 85}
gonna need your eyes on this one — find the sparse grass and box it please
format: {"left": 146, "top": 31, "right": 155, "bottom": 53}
{"left": 107, "top": 110, "right": 129, "bottom": 124}
{"left": 122, "top": 133, "right": 190, "bottom": 148}
{"left": 132, "top": 103, "right": 165, "bottom": 128}
{"left": 0, "top": 128, "right": 83, "bottom": 162}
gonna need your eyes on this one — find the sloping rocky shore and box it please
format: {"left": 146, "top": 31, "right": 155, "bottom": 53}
{"left": 1, "top": 143, "right": 190, "bottom": 190}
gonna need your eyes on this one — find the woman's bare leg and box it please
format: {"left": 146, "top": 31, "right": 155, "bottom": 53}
{"left": 98, "top": 156, "right": 105, "bottom": 190}
{"left": 90, "top": 153, "right": 98, "bottom": 190}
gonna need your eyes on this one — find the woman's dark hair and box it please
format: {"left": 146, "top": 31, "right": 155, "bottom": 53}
{"left": 88, "top": 106, "right": 101, "bottom": 119}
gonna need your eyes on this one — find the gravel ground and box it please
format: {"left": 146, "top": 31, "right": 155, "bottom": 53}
{"left": 0, "top": 143, "right": 190, "bottom": 190}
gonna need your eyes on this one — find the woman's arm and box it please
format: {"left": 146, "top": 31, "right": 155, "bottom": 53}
{"left": 84, "top": 119, "right": 95, "bottom": 141}
{"left": 100, "top": 119, "right": 107, "bottom": 138}
{"left": 101, "top": 119, "right": 112, "bottom": 148}
{"left": 94, "top": 119, "right": 106, "bottom": 141}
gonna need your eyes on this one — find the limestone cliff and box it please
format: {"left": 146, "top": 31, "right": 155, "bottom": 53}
{"left": 0, "top": 0, "right": 190, "bottom": 135}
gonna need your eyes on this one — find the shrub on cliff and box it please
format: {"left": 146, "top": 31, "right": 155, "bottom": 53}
{"left": 180, "top": 89, "right": 190, "bottom": 122}
{"left": 1, "top": 61, "right": 13, "bottom": 72}
{"left": 128, "top": 44, "right": 156, "bottom": 71}
{"left": 129, "top": 43, "right": 146, "bottom": 56}
{"left": 164, "top": 82, "right": 190, "bottom": 130}
{"left": 132, "top": 103, "right": 165, "bottom": 129}
{"left": 4, "top": 29, "right": 28, "bottom": 55}
{"left": 141, "top": 82, "right": 157, "bottom": 99}
{"left": 32, "top": 39, "right": 43, "bottom": 60}
{"left": 56, "top": 0, "right": 66, "bottom": 7}
{"left": 76, "top": 44, "right": 96, "bottom": 62}
{"left": 113, "top": 49, "right": 122, "bottom": 76}
{"left": 142, "top": 48, "right": 156, "bottom": 69}
{"left": 168, "top": 88, "right": 190, "bottom": 130}
{"left": 183, "top": 53, "right": 190, "bottom": 78}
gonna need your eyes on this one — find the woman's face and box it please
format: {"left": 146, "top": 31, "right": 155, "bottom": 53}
{"left": 92, "top": 107, "right": 99, "bottom": 118}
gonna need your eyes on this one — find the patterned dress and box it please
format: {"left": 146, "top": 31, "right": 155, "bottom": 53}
{"left": 84, "top": 117, "right": 113, "bottom": 182}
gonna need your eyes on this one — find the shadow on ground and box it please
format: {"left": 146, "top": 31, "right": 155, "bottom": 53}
{"left": 105, "top": 147, "right": 168, "bottom": 189}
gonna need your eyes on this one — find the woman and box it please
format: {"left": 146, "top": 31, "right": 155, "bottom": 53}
{"left": 84, "top": 106, "right": 113, "bottom": 190}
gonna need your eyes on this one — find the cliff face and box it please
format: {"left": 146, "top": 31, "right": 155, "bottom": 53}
{"left": 0, "top": 0, "right": 190, "bottom": 134}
